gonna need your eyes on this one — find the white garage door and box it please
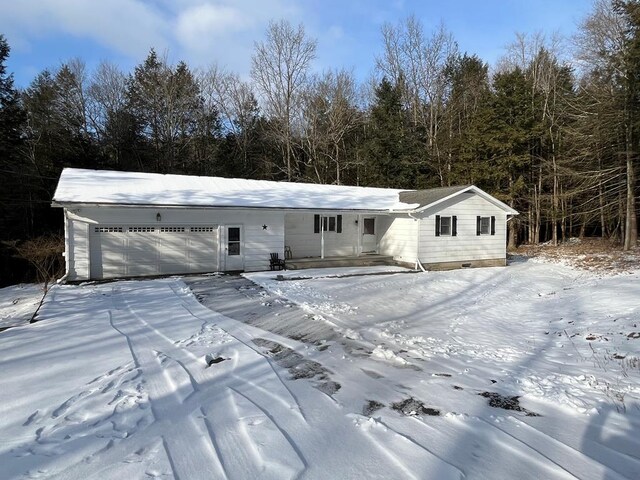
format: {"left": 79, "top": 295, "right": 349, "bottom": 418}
{"left": 90, "top": 225, "right": 218, "bottom": 279}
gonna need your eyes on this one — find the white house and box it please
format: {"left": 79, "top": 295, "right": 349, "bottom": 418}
{"left": 52, "top": 168, "right": 518, "bottom": 281}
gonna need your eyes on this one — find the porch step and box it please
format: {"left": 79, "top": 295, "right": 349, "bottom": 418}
{"left": 285, "top": 255, "right": 396, "bottom": 270}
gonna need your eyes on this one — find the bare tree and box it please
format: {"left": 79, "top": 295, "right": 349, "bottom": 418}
{"left": 251, "top": 20, "right": 316, "bottom": 180}
{"left": 55, "top": 58, "right": 90, "bottom": 138}
{"left": 199, "top": 65, "right": 260, "bottom": 171}
{"left": 301, "top": 69, "right": 361, "bottom": 184}
{"left": 575, "top": 0, "right": 638, "bottom": 250}
{"left": 88, "top": 61, "right": 128, "bottom": 142}
{"left": 376, "top": 16, "right": 458, "bottom": 185}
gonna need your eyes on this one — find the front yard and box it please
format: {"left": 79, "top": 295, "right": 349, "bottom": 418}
{"left": 0, "top": 258, "right": 639, "bottom": 479}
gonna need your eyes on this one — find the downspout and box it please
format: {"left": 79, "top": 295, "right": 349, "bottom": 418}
{"left": 407, "top": 212, "right": 426, "bottom": 272}
{"left": 57, "top": 209, "right": 71, "bottom": 284}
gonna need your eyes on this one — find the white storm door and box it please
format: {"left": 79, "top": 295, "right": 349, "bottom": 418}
{"left": 362, "top": 217, "right": 377, "bottom": 253}
{"left": 223, "top": 225, "right": 244, "bottom": 270}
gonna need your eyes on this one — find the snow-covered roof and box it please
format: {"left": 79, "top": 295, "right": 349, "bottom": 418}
{"left": 52, "top": 168, "right": 419, "bottom": 211}
{"left": 402, "top": 184, "right": 519, "bottom": 215}
{"left": 52, "top": 168, "right": 518, "bottom": 215}
{"left": 399, "top": 185, "right": 471, "bottom": 208}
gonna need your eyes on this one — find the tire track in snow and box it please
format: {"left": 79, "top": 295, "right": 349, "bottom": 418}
{"left": 476, "top": 417, "right": 581, "bottom": 480}
{"left": 201, "top": 388, "right": 305, "bottom": 479}
{"left": 111, "top": 281, "right": 309, "bottom": 478}
{"left": 178, "top": 297, "right": 308, "bottom": 422}
{"left": 502, "top": 417, "right": 635, "bottom": 480}
{"left": 380, "top": 413, "right": 579, "bottom": 480}
{"left": 107, "top": 301, "right": 225, "bottom": 479}
{"left": 348, "top": 414, "right": 463, "bottom": 480}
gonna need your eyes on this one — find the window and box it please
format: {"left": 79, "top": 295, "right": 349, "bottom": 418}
{"left": 435, "top": 215, "right": 457, "bottom": 236}
{"left": 190, "top": 226, "right": 216, "bottom": 232}
{"left": 129, "top": 226, "right": 155, "bottom": 233}
{"left": 480, "top": 217, "right": 490, "bottom": 235}
{"left": 440, "top": 216, "right": 452, "bottom": 235}
{"left": 95, "top": 226, "right": 123, "bottom": 233}
{"left": 160, "top": 226, "right": 185, "bottom": 233}
{"left": 227, "top": 227, "right": 240, "bottom": 255}
{"left": 314, "top": 214, "right": 343, "bottom": 233}
{"left": 476, "top": 216, "right": 496, "bottom": 236}
{"left": 363, "top": 218, "right": 375, "bottom": 235}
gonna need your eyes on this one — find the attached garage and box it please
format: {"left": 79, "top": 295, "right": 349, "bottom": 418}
{"left": 89, "top": 225, "right": 219, "bottom": 279}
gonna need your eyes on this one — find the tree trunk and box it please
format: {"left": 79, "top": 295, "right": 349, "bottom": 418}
{"left": 623, "top": 140, "right": 637, "bottom": 250}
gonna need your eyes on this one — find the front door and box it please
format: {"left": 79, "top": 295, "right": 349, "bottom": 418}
{"left": 224, "top": 225, "right": 244, "bottom": 270}
{"left": 362, "top": 217, "right": 377, "bottom": 253}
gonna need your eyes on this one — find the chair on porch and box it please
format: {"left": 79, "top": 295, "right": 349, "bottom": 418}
{"left": 269, "top": 252, "right": 286, "bottom": 271}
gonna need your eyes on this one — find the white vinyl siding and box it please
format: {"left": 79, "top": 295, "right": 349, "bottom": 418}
{"left": 418, "top": 193, "right": 506, "bottom": 264}
{"left": 66, "top": 217, "right": 90, "bottom": 280}
{"left": 285, "top": 212, "right": 359, "bottom": 258}
{"left": 66, "top": 207, "right": 284, "bottom": 280}
{"left": 378, "top": 216, "right": 418, "bottom": 263}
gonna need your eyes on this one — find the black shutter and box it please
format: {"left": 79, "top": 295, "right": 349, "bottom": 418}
{"left": 337, "top": 215, "right": 342, "bottom": 233}
{"left": 476, "top": 216, "right": 481, "bottom": 236}
{"left": 435, "top": 215, "right": 441, "bottom": 236}
{"left": 314, "top": 214, "right": 320, "bottom": 234}
{"left": 452, "top": 216, "right": 457, "bottom": 236}
{"left": 491, "top": 216, "right": 496, "bottom": 235}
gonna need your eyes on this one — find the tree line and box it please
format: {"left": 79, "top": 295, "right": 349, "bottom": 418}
{"left": 0, "top": 0, "right": 639, "bottom": 285}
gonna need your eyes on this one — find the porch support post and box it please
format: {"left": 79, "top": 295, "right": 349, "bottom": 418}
{"left": 321, "top": 215, "right": 325, "bottom": 259}
{"left": 357, "top": 214, "right": 362, "bottom": 256}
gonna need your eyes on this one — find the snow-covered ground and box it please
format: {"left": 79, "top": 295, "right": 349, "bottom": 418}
{"left": 0, "top": 284, "right": 43, "bottom": 330}
{"left": 1, "top": 259, "right": 639, "bottom": 479}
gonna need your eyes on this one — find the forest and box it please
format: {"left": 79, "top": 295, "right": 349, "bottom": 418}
{"left": 0, "top": 0, "right": 639, "bottom": 286}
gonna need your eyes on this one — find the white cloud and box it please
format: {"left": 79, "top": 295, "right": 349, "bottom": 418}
{"left": 176, "top": 4, "right": 250, "bottom": 45}
{"left": 0, "top": 0, "right": 305, "bottom": 78}
{"left": 1, "top": 0, "right": 171, "bottom": 58}
{"left": 172, "top": 1, "right": 302, "bottom": 74}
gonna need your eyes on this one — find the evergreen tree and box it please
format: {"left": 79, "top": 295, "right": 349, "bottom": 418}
{"left": 361, "top": 78, "right": 422, "bottom": 188}
{"left": 488, "top": 67, "right": 537, "bottom": 246}
{"left": 0, "top": 34, "right": 29, "bottom": 285}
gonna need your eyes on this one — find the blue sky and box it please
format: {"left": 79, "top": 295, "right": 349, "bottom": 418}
{"left": 1, "top": 0, "right": 593, "bottom": 88}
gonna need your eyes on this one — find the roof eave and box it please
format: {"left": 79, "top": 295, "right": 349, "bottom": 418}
{"left": 52, "top": 201, "right": 394, "bottom": 214}
{"left": 411, "top": 185, "right": 519, "bottom": 215}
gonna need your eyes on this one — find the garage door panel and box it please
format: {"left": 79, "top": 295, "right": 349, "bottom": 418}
{"left": 159, "top": 235, "right": 187, "bottom": 247}
{"left": 127, "top": 264, "right": 158, "bottom": 276}
{"left": 90, "top": 225, "right": 219, "bottom": 279}
{"left": 155, "top": 263, "right": 186, "bottom": 274}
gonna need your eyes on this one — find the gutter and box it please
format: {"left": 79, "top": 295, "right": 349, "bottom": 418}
{"left": 51, "top": 201, "right": 395, "bottom": 215}
{"left": 57, "top": 209, "right": 70, "bottom": 284}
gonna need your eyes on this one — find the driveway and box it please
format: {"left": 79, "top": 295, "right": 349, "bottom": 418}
{"left": 0, "top": 277, "right": 461, "bottom": 480}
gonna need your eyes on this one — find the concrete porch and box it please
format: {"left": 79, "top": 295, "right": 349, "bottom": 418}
{"left": 285, "top": 254, "right": 396, "bottom": 270}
